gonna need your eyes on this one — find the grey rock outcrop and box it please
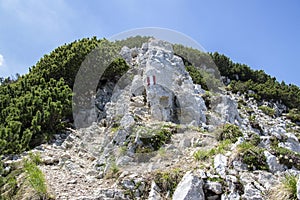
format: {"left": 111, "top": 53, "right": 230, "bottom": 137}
{"left": 148, "top": 181, "right": 162, "bottom": 200}
{"left": 264, "top": 151, "right": 285, "bottom": 173}
{"left": 214, "top": 154, "right": 227, "bottom": 178}
{"left": 172, "top": 171, "right": 205, "bottom": 200}
{"left": 210, "top": 94, "right": 241, "bottom": 126}
{"left": 278, "top": 132, "right": 300, "bottom": 153}
{"left": 102, "top": 39, "right": 207, "bottom": 127}
{"left": 204, "top": 181, "right": 222, "bottom": 194}
{"left": 142, "top": 39, "right": 207, "bottom": 125}
{"left": 120, "top": 46, "right": 132, "bottom": 64}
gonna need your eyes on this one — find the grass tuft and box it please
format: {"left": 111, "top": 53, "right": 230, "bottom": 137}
{"left": 24, "top": 159, "right": 48, "bottom": 197}
{"left": 194, "top": 139, "right": 232, "bottom": 161}
{"left": 268, "top": 173, "right": 298, "bottom": 200}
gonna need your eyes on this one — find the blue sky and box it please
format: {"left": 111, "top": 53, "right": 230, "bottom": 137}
{"left": 0, "top": 0, "right": 299, "bottom": 85}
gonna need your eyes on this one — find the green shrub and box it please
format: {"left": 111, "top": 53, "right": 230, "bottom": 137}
{"left": 258, "top": 106, "right": 275, "bottom": 116}
{"left": 212, "top": 52, "right": 300, "bottom": 111}
{"left": 102, "top": 58, "right": 130, "bottom": 81}
{"left": 153, "top": 168, "right": 183, "bottom": 197}
{"left": 248, "top": 133, "right": 261, "bottom": 146}
{"left": 0, "top": 37, "right": 132, "bottom": 155}
{"left": 134, "top": 125, "right": 174, "bottom": 152}
{"left": 287, "top": 109, "right": 300, "bottom": 123}
{"left": 219, "top": 124, "right": 243, "bottom": 142}
{"left": 237, "top": 142, "right": 268, "bottom": 170}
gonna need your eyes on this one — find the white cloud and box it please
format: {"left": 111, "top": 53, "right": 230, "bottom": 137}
{"left": 0, "top": 54, "right": 4, "bottom": 67}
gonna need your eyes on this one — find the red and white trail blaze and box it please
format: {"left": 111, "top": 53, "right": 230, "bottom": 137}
{"left": 147, "top": 75, "right": 156, "bottom": 86}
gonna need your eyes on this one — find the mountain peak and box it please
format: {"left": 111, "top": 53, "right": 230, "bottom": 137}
{"left": 1, "top": 37, "right": 300, "bottom": 199}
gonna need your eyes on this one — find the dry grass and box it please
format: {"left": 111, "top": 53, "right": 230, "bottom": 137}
{"left": 267, "top": 173, "right": 298, "bottom": 200}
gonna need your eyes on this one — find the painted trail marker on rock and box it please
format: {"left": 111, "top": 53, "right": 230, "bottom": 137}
{"left": 147, "top": 75, "right": 156, "bottom": 86}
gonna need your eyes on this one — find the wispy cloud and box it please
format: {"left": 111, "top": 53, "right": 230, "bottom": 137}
{"left": 0, "top": 0, "right": 74, "bottom": 36}
{"left": 0, "top": 54, "right": 4, "bottom": 67}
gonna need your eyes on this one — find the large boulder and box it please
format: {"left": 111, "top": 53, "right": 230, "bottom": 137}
{"left": 209, "top": 94, "right": 241, "bottom": 126}
{"left": 172, "top": 171, "right": 205, "bottom": 200}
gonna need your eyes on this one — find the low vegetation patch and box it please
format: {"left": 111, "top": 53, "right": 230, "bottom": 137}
{"left": 287, "top": 109, "right": 300, "bottom": 123}
{"left": 269, "top": 173, "right": 299, "bottom": 200}
{"left": 270, "top": 140, "right": 300, "bottom": 170}
{"left": 153, "top": 168, "right": 183, "bottom": 197}
{"left": 24, "top": 159, "right": 48, "bottom": 197}
{"left": 217, "top": 124, "right": 243, "bottom": 143}
{"left": 133, "top": 125, "right": 174, "bottom": 153}
{"left": 258, "top": 105, "right": 275, "bottom": 117}
{"left": 0, "top": 153, "right": 51, "bottom": 199}
{"left": 237, "top": 141, "right": 268, "bottom": 170}
{"left": 281, "top": 174, "right": 299, "bottom": 200}
{"left": 194, "top": 139, "right": 232, "bottom": 161}
{"left": 106, "top": 161, "right": 120, "bottom": 179}
{"left": 194, "top": 149, "right": 215, "bottom": 161}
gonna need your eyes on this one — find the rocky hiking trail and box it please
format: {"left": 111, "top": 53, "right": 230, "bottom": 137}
{"left": 37, "top": 123, "right": 215, "bottom": 199}
{"left": 34, "top": 92, "right": 300, "bottom": 200}
{"left": 34, "top": 90, "right": 300, "bottom": 200}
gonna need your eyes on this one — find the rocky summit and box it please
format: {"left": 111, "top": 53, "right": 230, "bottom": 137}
{"left": 2, "top": 39, "right": 300, "bottom": 200}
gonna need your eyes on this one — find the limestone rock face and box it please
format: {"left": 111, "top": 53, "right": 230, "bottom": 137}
{"left": 278, "top": 132, "right": 300, "bottom": 153}
{"left": 120, "top": 46, "right": 132, "bottom": 64}
{"left": 172, "top": 171, "right": 205, "bottom": 200}
{"left": 141, "top": 39, "right": 207, "bottom": 125}
{"left": 264, "top": 151, "right": 285, "bottom": 173}
{"left": 139, "top": 40, "right": 206, "bottom": 125}
{"left": 210, "top": 94, "right": 241, "bottom": 126}
{"left": 102, "top": 39, "right": 207, "bottom": 127}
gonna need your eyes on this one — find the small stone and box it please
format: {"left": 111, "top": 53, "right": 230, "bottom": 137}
{"left": 67, "top": 179, "right": 77, "bottom": 184}
{"left": 95, "top": 172, "right": 104, "bottom": 179}
{"left": 148, "top": 181, "right": 162, "bottom": 200}
{"left": 297, "top": 177, "right": 300, "bottom": 200}
{"left": 43, "top": 156, "right": 59, "bottom": 165}
{"left": 205, "top": 181, "right": 223, "bottom": 194}
{"left": 214, "top": 154, "right": 227, "bottom": 178}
